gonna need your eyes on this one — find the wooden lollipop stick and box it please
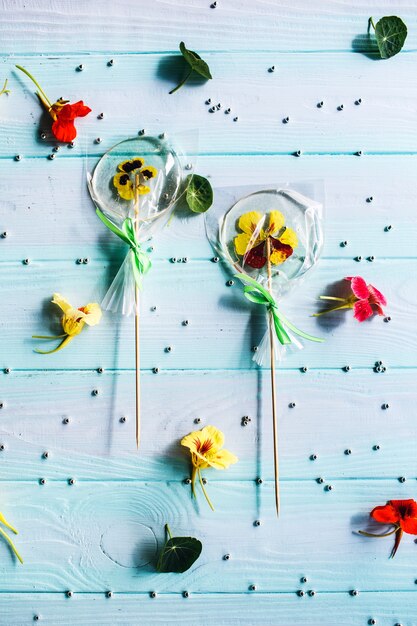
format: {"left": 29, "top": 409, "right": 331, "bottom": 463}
{"left": 266, "top": 237, "right": 280, "bottom": 517}
{"left": 134, "top": 173, "right": 141, "bottom": 450}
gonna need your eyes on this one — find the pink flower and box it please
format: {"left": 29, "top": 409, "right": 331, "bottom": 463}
{"left": 346, "top": 276, "right": 387, "bottom": 322}
{"left": 313, "top": 276, "right": 387, "bottom": 322}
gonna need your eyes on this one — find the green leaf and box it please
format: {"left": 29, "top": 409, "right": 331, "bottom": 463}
{"left": 169, "top": 42, "right": 212, "bottom": 94}
{"left": 179, "top": 42, "right": 212, "bottom": 80}
{"left": 370, "top": 16, "right": 407, "bottom": 59}
{"left": 157, "top": 525, "right": 202, "bottom": 573}
{"left": 185, "top": 174, "right": 213, "bottom": 213}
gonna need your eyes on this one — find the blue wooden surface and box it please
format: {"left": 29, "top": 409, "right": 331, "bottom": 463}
{"left": 1, "top": 1, "right": 417, "bottom": 624}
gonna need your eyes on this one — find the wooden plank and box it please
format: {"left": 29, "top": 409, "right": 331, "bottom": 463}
{"left": 0, "top": 480, "right": 416, "bottom": 593}
{"left": 1, "top": 590, "right": 416, "bottom": 626}
{"left": 0, "top": 154, "right": 415, "bottom": 261}
{"left": 1, "top": 0, "right": 416, "bottom": 53}
{"left": 0, "top": 258, "right": 413, "bottom": 370}
{"left": 1, "top": 52, "right": 417, "bottom": 157}
{"left": 0, "top": 369, "right": 415, "bottom": 481}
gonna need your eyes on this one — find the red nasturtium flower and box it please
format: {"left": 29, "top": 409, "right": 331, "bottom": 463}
{"left": 314, "top": 276, "right": 387, "bottom": 322}
{"left": 16, "top": 65, "right": 91, "bottom": 143}
{"left": 359, "top": 499, "right": 417, "bottom": 558}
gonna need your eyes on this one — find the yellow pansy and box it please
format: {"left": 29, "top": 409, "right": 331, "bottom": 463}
{"left": 0, "top": 510, "right": 23, "bottom": 564}
{"left": 33, "top": 293, "right": 102, "bottom": 354}
{"left": 113, "top": 158, "right": 158, "bottom": 200}
{"left": 181, "top": 425, "right": 238, "bottom": 511}
{"left": 234, "top": 210, "right": 298, "bottom": 269}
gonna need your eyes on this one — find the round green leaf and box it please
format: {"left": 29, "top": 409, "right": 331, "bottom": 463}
{"left": 374, "top": 16, "right": 407, "bottom": 59}
{"left": 179, "top": 42, "right": 212, "bottom": 80}
{"left": 157, "top": 536, "right": 202, "bottom": 573}
{"left": 185, "top": 174, "right": 213, "bottom": 213}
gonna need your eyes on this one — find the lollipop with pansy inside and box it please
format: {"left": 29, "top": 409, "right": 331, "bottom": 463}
{"left": 88, "top": 135, "right": 183, "bottom": 450}
{"left": 217, "top": 187, "right": 324, "bottom": 516}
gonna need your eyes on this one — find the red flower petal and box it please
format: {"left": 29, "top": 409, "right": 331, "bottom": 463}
{"left": 400, "top": 517, "right": 417, "bottom": 535}
{"left": 353, "top": 299, "right": 373, "bottom": 322}
{"left": 368, "top": 284, "right": 387, "bottom": 307}
{"left": 244, "top": 241, "right": 266, "bottom": 269}
{"left": 270, "top": 236, "right": 293, "bottom": 260}
{"left": 68, "top": 101, "right": 92, "bottom": 118}
{"left": 391, "top": 499, "right": 417, "bottom": 518}
{"left": 52, "top": 119, "right": 77, "bottom": 142}
{"left": 371, "top": 503, "right": 399, "bottom": 524}
{"left": 349, "top": 276, "right": 370, "bottom": 300}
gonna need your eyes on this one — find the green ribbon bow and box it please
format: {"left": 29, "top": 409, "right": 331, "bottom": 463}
{"left": 96, "top": 208, "right": 151, "bottom": 288}
{"left": 235, "top": 273, "right": 323, "bottom": 346}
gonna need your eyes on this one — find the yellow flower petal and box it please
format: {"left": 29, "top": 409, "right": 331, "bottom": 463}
{"left": 206, "top": 448, "right": 238, "bottom": 470}
{"left": 234, "top": 232, "right": 252, "bottom": 256}
{"left": 181, "top": 425, "right": 224, "bottom": 457}
{"left": 62, "top": 310, "right": 85, "bottom": 337}
{"left": 52, "top": 293, "right": 73, "bottom": 314}
{"left": 237, "top": 211, "right": 263, "bottom": 235}
{"left": 267, "top": 211, "right": 285, "bottom": 235}
{"left": 117, "top": 158, "right": 144, "bottom": 173}
{"left": 79, "top": 303, "right": 102, "bottom": 326}
{"left": 140, "top": 165, "right": 158, "bottom": 180}
{"left": 269, "top": 249, "right": 288, "bottom": 266}
{"left": 279, "top": 227, "right": 298, "bottom": 249}
{"left": 113, "top": 172, "right": 134, "bottom": 201}
{"left": 137, "top": 184, "right": 151, "bottom": 195}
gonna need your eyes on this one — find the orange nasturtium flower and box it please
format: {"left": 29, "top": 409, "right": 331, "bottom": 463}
{"left": 15, "top": 65, "right": 91, "bottom": 142}
{"left": 0, "top": 511, "right": 23, "bottom": 564}
{"left": 359, "top": 499, "right": 417, "bottom": 558}
{"left": 33, "top": 293, "right": 102, "bottom": 354}
{"left": 181, "top": 425, "right": 238, "bottom": 511}
{"left": 113, "top": 158, "right": 158, "bottom": 201}
{"left": 234, "top": 210, "right": 298, "bottom": 269}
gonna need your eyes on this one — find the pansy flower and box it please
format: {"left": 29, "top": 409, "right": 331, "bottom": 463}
{"left": 314, "top": 276, "right": 387, "bottom": 322}
{"left": 113, "top": 158, "right": 158, "bottom": 201}
{"left": 359, "top": 499, "right": 417, "bottom": 558}
{"left": 33, "top": 293, "right": 102, "bottom": 354}
{"left": 181, "top": 425, "right": 238, "bottom": 511}
{"left": 0, "top": 510, "right": 23, "bottom": 564}
{"left": 16, "top": 65, "right": 91, "bottom": 143}
{"left": 234, "top": 210, "right": 298, "bottom": 269}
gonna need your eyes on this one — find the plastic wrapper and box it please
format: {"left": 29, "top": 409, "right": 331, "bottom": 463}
{"left": 88, "top": 133, "right": 196, "bottom": 316}
{"left": 206, "top": 182, "right": 324, "bottom": 363}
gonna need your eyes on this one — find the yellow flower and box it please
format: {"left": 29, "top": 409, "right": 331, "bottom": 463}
{"left": 113, "top": 158, "right": 158, "bottom": 200}
{"left": 181, "top": 425, "right": 238, "bottom": 511}
{"left": 0, "top": 510, "right": 23, "bottom": 564}
{"left": 234, "top": 210, "right": 298, "bottom": 269}
{"left": 33, "top": 293, "right": 102, "bottom": 354}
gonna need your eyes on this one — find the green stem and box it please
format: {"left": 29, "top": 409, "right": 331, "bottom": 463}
{"left": 32, "top": 334, "right": 68, "bottom": 340}
{"left": 0, "top": 79, "right": 10, "bottom": 96}
{"left": 319, "top": 296, "right": 347, "bottom": 303}
{"left": 15, "top": 65, "right": 52, "bottom": 107}
{"left": 0, "top": 526, "right": 23, "bottom": 564}
{"left": 358, "top": 525, "right": 399, "bottom": 539}
{"left": 369, "top": 17, "right": 376, "bottom": 31}
{"left": 165, "top": 523, "right": 173, "bottom": 540}
{"left": 198, "top": 469, "right": 215, "bottom": 512}
{"left": 0, "top": 512, "right": 18, "bottom": 535}
{"left": 34, "top": 335, "right": 73, "bottom": 354}
{"left": 169, "top": 68, "right": 193, "bottom": 94}
{"left": 191, "top": 466, "right": 198, "bottom": 499}
{"left": 312, "top": 304, "right": 352, "bottom": 317}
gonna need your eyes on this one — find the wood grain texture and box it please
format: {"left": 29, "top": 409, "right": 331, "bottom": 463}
{"left": 1, "top": 0, "right": 417, "bottom": 624}
{"left": 1, "top": 52, "right": 417, "bottom": 157}
{"left": 0, "top": 480, "right": 416, "bottom": 594}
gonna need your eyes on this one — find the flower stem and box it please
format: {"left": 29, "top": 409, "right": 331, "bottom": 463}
{"left": 34, "top": 335, "right": 73, "bottom": 354}
{"left": 312, "top": 303, "right": 352, "bottom": 317}
{"left": 169, "top": 68, "right": 193, "bottom": 94}
{"left": 32, "top": 334, "right": 68, "bottom": 340}
{"left": 0, "top": 526, "right": 23, "bottom": 564}
{"left": 358, "top": 525, "right": 399, "bottom": 538}
{"left": 319, "top": 296, "right": 347, "bottom": 302}
{"left": 198, "top": 469, "right": 215, "bottom": 511}
{"left": 165, "top": 523, "right": 173, "bottom": 540}
{"left": 0, "top": 79, "right": 10, "bottom": 97}
{"left": 369, "top": 17, "right": 376, "bottom": 31}
{"left": 191, "top": 466, "right": 197, "bottom": 499}
{"left": 15, "top": 65, "right": 52, "bottom": 107}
